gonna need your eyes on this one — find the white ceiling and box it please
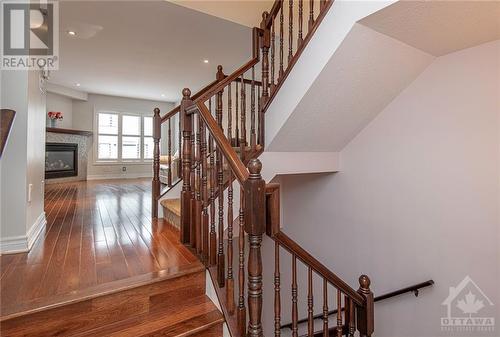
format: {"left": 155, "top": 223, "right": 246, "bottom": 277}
{"left": 267, "top": 23, "right": 434, "bottom": 152}
{"left": 50, "top": 1, "right": 252, "bottom": 102}
{"left": 360, "top": 0, "right": 500, "bottom": 56}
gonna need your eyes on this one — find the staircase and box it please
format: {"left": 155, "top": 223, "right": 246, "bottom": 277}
{"left": 152, "top": 1, "right": 375, "bottom": 336}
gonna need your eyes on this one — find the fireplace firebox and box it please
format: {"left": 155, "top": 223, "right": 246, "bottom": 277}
{"left": 45, "top": 143, "right": 78, "bottom": 179}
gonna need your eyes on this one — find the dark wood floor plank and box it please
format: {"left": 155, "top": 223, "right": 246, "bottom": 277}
{"left": 0, "top": 178, "right": 199, "bottom": 319}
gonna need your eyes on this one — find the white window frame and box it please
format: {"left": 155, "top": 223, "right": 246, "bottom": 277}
{"left": 94, "top": 111, "right": 154, "bottom": 165}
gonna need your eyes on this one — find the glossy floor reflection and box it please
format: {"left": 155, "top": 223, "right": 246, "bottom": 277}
{"left": 0, "top": 179, "right": 197, "bottom": 317}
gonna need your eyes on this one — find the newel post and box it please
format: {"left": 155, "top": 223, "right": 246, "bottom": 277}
{"left": 152, "top": 107, "right": 161, "bottom": 219}
{"left": 244, "top": 159, "right": 266, "bottom": 337}
{"left": 180, "top": 88, "right": 193, "bottom": 244}
{"left": 357, "top": 275, "right": 374, "bottom": 337}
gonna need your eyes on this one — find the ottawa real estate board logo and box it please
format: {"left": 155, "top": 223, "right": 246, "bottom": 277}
{"left": 441, "top": 276, "right": 495, "bottom": 333}
{"left": 1, "top": 1, "right": 59, "bottom": 70}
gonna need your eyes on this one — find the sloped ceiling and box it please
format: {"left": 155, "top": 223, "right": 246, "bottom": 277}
{"left": 360, "top": 0, "right": 500, "bottom": 56}
{"left": 267, "top": 23, "right": 434, "bottom": 152}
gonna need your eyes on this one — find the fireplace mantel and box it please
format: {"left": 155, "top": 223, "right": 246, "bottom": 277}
{"left": 46, "top": 127, "right": 93, "bottom": 137}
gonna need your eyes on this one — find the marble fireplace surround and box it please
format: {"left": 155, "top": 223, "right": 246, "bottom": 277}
{"left": 45, "top": 128, "right": 93, "bottom": 184}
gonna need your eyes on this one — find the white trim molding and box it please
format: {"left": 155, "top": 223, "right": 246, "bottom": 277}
{"left": 27, "top": 212, "right": 47, "bottom": 250}
{"left": 0, "top": 212, "right": 46, "bottom": 254}
{"left": 87, "top": 172, "right": 153, "bottom": 181}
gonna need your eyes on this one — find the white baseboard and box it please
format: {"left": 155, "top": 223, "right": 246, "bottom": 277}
{"left": 0, "top": 212, "right": 46, "bottom": 254}
{"left": 27, "top": 212, "right": 46, "bottom": 250}
{"left": 0, "top": 235, "right": 30, "bottom": 254}
{"left": 87, "top": 173, "right": 153, "bottom": 180}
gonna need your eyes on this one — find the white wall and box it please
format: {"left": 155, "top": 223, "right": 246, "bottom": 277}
{"left": 275, "top": 40, "right": 500, "bottom": 336}
{"left": 1, "top": 70, "right": 47, "bottom": 253}
{"left": 72, "top": 93, "right": 175, "bottom": 180}
{"left": 46, "top": 92, "right": 73, "bottom": 128}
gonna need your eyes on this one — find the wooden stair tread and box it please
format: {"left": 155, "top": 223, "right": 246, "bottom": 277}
{"left": 73, "top": 295, "right": 223, "bottom": 337}
{"left": 0, "top": 262, "right": 205, "bottom": 321}
{"left": 0, "top": 264, "right": 212, "bottom": 337}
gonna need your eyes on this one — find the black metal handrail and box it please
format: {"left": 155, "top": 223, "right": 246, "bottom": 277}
{"left": 281, "top": 279, "right": 435, "bottom": 330}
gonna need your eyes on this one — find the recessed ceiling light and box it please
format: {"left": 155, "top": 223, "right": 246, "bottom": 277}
{"left": 67, "top": 31, "right": 77, "bottom": 36}
{"left": 75, "top": 83, "right": 81, "bottom": 87}
{"left": 203, "top": 60, "right": 209, "bottom": 64}
{"left": 161, "top": 94, "right": 165, "bottom": 97}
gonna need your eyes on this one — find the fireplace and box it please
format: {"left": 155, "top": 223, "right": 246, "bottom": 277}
{"left": 45, "top": 143, "right": 78, "bottom": 179}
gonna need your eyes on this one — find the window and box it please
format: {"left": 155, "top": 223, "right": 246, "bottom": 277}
{"left": 143, "top": 116, "right": 153, "bottom": 159}
{"left": 96, "top": 112, "right": 153, "bottom": 163}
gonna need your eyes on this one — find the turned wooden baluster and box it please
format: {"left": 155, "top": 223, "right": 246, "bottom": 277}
{"left": 279, "top": 2, "right": 284, "bottom": 80}
{"left": 209, "top": 131, "right": 217, "bottom": 266}
{"left": 245, "top": 159, "right": 265, "bottom": 337}
{"left": 167, "top": 117, "right": 172, "bottom": 187}
{"left": 348, "top": 298, "right": 356, "bottom": 337}
{"left": 192, "top": 113, "right": 202, "bottom": 254}
{"left": 190, "top": 110, "right": 196, "bottom": 247}
{"left": 238, "top": 186, "right": 246, "bottom": 336}
{"left": 357, "top": 275, "right": 374, "bottom": 337}
{"left": 201, "top": 119, "right": 209, "bottom": 263}
{"left": 270, "top": 20, "right": 276, "bottom": 94}
{"left": 291, "top": 254, "right": 298, "bottom": 337}
{"left": 152, "top": 108, "right": 161, "bottom": 219}
{"left": 227, "top": 170, "right": 235, "bottom": 313}
{"left": 180, "top": 89, "right": 193, "bottom": 244}
{"left": 337, "top": 290, "right": 342, "bottom": 337}
{"left": 274, "top": 241, "right": 281, "bottom": 337}
{"left": 298, "top": 0, "right": 304, "bottom": 46}
{"left": 308, "top": 0, "right": 314, "bottom": 32}
{"left": 228, "top": 83, "right": 233, "bottom": 144}
{"left": 307, "top": 267, "right": 314, "bottom": 337}
{"left": 258, "top": 85, "right": 263, "bottom": 146}
{"left": 288, "top": 0, "right": 293, "bottom": 63}
{"left": 250, "top": 66, "right": 257, "bottom": 151}
{"left": 321, "top": 0, "right": 326, "bottom": 11}
{"left": 323, "top": 279, "right": 329, "bottom": 337}
{"left": 235, "top": 80, "right": 240, "bottom": 146}
{"left": 240, "top": 74, "right": 247, "bottom": 160}
{"left": 260, "top": 12, "right": 270, "bottom": 108}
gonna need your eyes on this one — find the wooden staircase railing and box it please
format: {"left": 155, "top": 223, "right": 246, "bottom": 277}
{"left": 152, "top": 1, "right": 376, "bottom": 336}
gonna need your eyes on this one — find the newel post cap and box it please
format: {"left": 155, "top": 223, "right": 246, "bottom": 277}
{"left": 358, "top": 275, "right": 371, "bottom": 293}
{"left": 153, "top": 107, "right": 160, "bottom": 115}
{"left": 182, "top": 88, "right": 191, "bottom": 99}
{"left": 248, "top": 158, "right": 262, "bottom": 177}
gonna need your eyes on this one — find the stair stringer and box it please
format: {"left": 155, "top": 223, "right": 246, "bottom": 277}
{"left": 265, "top": 0, "right": 396, "bottom": 149}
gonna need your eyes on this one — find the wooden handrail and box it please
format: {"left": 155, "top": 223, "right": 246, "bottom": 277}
{"left": 195, "top": 27, "right": 262, "bottom": 104}
{"left": 161, "top": 78, "right": 222, "bottom": 123}
{"left": 272, "top": 231, "right": 365, "bottom": 305}
{"left": 281, "top": 279, "right": 435, "bottom": 330}
{"left": 195, "top": 102, "right": 249, "bottom": 185}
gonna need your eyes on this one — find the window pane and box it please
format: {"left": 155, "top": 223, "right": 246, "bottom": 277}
{"left": 143, "top": 137, "right": 154, "bottom": 159}
{"left": 144, "top": 117, "right": 153, "bottom": 137}
{"left": 98, "top": 135, "right": 118, "bottom": 159}
{"left": 122, "top": 115, "right": 140, "bottom": 135}
{"left": 122, "top": 136, "right": 141, "bottom": 159}
{"left": 98, "top": 113, "right": 118, "bottom": 134}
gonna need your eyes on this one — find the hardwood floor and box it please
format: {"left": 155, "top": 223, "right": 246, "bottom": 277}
{"left": 0, "top": 179, "right": 199, "bottom": 318}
